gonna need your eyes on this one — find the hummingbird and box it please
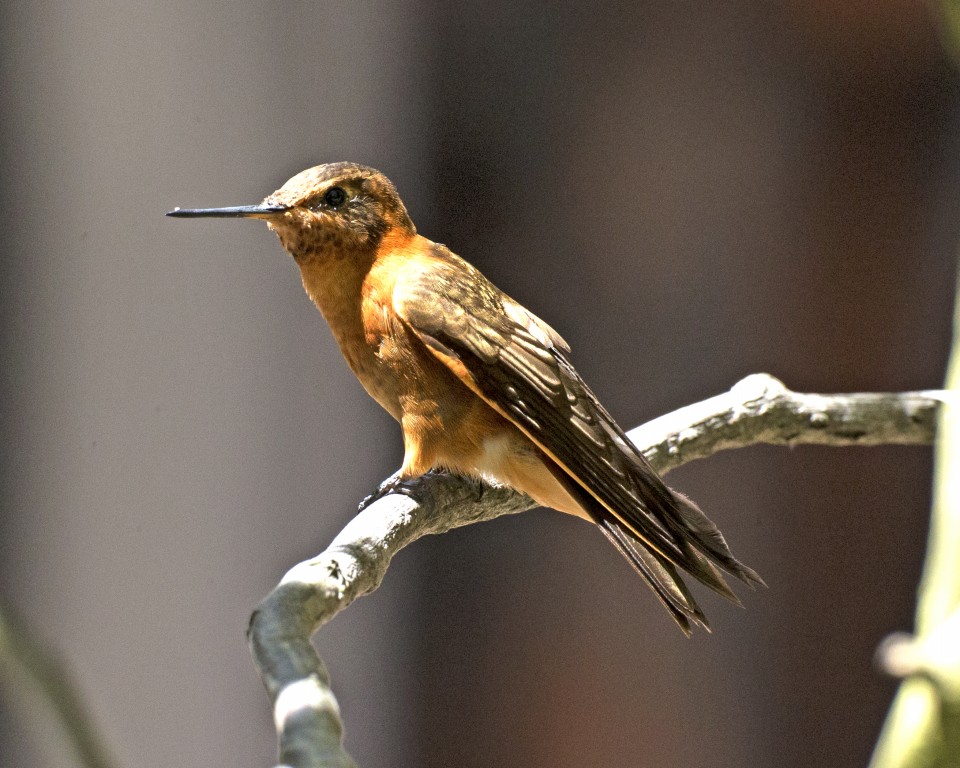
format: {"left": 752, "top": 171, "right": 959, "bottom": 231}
{"left": 169, "top": 162, "right": 762, "bottom": 634}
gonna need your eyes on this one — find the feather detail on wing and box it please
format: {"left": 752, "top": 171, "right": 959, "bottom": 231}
{"left": 393, "top": 247, "right": 763, "bottom": 630}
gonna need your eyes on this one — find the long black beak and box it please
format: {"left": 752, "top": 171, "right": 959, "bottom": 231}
{"left": 166, "top": 203, "right": 289, "bottom": 219}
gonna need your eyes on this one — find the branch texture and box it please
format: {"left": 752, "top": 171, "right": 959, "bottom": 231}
{"left": 247, "top": 373, "right": 950, "bottom": 768}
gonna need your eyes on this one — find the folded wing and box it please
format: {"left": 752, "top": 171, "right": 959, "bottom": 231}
{"left": 394, "top": 248, "right": 762, "bottom": 632}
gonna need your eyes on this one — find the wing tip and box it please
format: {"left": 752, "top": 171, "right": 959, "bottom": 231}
{"left": 669, "top": 489, "right": 765, "bottom": 591}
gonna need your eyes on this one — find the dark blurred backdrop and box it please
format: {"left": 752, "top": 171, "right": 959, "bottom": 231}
{"left": 2, "top": 3, "right": 958, "bottom": 767}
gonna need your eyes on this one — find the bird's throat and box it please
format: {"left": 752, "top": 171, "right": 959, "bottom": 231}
{"left": 296, "top": 251, "right": 372, "bottom": 350}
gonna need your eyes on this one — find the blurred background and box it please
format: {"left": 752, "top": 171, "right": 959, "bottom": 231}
{"left": 1, "top": 2, "right": 958, "bottom": 767}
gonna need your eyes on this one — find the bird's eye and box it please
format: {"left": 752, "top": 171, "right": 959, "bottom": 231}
{"left": 324, "top": 186, "right": 347, "bottom": 208}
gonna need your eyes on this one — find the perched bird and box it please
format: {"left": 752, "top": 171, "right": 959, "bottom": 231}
{"left": 169, "top": 162, "right": 762, "bottom": 634}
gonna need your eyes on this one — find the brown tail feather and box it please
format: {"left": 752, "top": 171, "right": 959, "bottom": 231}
{"left": 670, "top": 490, "right": 766, "bottom": 589}
{"left": 597, "top": 516, "right": 708, "bottom": 635}
{"left": 541, "top": 456, "right": 762, "bottom": 633}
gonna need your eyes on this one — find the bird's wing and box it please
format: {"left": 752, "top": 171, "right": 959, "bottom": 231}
{"left": 393, "top": 251, "right": 762, "bottom": 604}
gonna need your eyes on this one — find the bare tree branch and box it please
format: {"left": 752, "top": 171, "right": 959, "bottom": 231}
{"left": 247, "top": 373, "right": 951, "bottom": 768}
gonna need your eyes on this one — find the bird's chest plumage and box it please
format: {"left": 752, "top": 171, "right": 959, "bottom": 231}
{"left": 298, "top": 240, "right": 520, "bottom": 476}
{"left": 295, "top": 252, "right": 397, "bottom": 419}
{"left": 360, "top": 265, "right": 471, "bottom": 426}
{"left": 357, "top": 291, "right": 433, "bottom": 420}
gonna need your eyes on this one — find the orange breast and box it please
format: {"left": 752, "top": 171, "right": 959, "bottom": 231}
{"left": 302, "top": 230, "right": 591, "bottom": 522}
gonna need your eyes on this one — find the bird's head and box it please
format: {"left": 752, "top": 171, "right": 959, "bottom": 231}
{"left": 168, "top": 162, "right": 416, "bottom": 263}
